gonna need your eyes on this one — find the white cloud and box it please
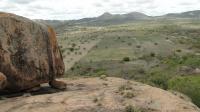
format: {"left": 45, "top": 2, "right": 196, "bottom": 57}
{"left": 0, "top": 0, "right": 200, "bottom": 20}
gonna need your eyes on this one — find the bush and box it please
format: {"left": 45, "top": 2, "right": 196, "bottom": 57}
{"left": 150, "top": 52, "right": 156, "bottom": 57}
{"left": 123, "top": 57, "right": 130, "bottom": 62}
{"left": 137, "top": 68, "right": 146, "bottom": 74}
{"left": 71, "top": 67, "right": 74, "bottom": 71}
{"left": 125, "top": 105, "right": 135, "bottom": 112}
{"left": 125, "top": 105, "right": 144, "bottom": 112}
{"left": 149, "top": 73, "right": 171, "bottom": 90}
{"left": 100, "top": 75, "right": 107, "bottom": 80}
{"left": 136, "top": 45, "right": 141, "bottom": 48}
{"left": 72, "top": 43, "right": 76, "bottom": 47}
{"left": 168, "top": 76, "right": 200, "bottom": 107}
{"left": 176, "top": 49, "right": 182, "bottom": 53}
{"left": 93, "top": 97, "right": 98, "bottom": 103}
{"left": 69, "top": 47, "right": 74, "bottom": 52}
{"left": 92, "top": 69, "right": 107, "bottom": 77}
{"left": 123, "top": 91, "right": 135, "bottom": 98}
{"left": 128, "top": 43, "right": 132, "bottom": 46}
{"left": 119, "top": 84, "right": 132, "bottom": 91}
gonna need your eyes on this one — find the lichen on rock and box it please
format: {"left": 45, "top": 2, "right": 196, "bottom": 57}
{"left": 0, "top": 12, "right": 65, "bottom": 92}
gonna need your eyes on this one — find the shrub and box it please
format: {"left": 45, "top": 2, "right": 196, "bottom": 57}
{"left": 69, "top": 47, "right": 74, "bottom": 52}
{"left": 128, "top": 43, "right": 132, "bottom": 46}
{"left": 150, "top": 52, "right": 156, "bottom": 57}
{"left": 136, "top": 45, "right": 141, "bottom": 48}
{"left": 176, "top": 49, "right": 182, "bottom": 53}
{"left": 123, "top": 91, "right": 135, "bottom": 98}
{"left": 93, "top": 97, "right": 98, "bottom": 103}
{"left": 121, "top": 40, "right": 126, "bottom": 43}
{"left": 125, "top": 105, "right": 134, "bottom": 112}
{"left": 179, "top": 40, "right": 185, "bottom": 44}
{"left": 149, "top": 73, "right": 171, "bottom": 90}
{"left": 100, "top": 75, "right": 107, "bottom": 80}
{"left": 72, "top": 43, "right": 76, "bottom": 47}
{"left": 118, "top": 84, "right": 132, "bottom": 91}
{"left": 168, "top": 76, "right": 200, "bottom": 107}
{"left": 71, "top": 67, "right": 74, "bottom": 71}
{"left": 123, "top": 57, "right": 130, "bottom": 62}
{"left": 137, "top": 68, "right": 146, "bottom": 74}
{"left": 125, "top": 105, "right": 144, "bottom": 112}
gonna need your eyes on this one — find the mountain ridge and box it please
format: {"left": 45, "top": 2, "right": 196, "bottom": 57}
{"left": 34, "top": 10, "right": 200, "bottom": 31}
{"left": 163, "top": 10, "right": 200, "bottom": 18}
{"left": 35, "top": 10, "right": 200, "bottom": 21}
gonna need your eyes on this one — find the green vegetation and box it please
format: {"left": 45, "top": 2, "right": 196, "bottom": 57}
{"left": 123, "top": 91, "right": 135, "bottom": 98}
{"left": 59, "top": 18, "right": 200, "bottom": 107}
{"left": 168, "top": 76, "right": 200, "bottom": 107}
{"left": 118, "top": 83, "right": 133, "bottom": 92}
{"left": 123, "top": 57, "right": 131, "bottom": 62}
{"left": 100, "top": 75, "right": 107, "bottom": 80}
{"left": 125, "top": 105, "right": 145, "bottom": 112}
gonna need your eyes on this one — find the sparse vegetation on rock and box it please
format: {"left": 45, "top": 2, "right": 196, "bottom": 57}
{"left": 125, "top": 105, "right": 144, "bottom": 112}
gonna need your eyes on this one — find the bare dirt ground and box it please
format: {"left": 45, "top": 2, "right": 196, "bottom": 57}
{"left": 58, "top": 29, "right": 102, "bottom": 70}
{"left": 63, "top": 39, "right": 100, "bottom": 70}
{"left": 0, "top": 77, "right": 199, "bottom": 112}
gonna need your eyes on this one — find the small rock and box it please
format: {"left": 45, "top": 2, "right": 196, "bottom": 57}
{"left": 193, "top": 68, "right": 200, "bottom": 74}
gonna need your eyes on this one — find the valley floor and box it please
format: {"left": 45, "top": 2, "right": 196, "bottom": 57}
{"left": 58, "top": 19, "right": 200, "bottom": 108}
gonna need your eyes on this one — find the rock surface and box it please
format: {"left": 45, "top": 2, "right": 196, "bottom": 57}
{"left": 0, "top": 12, "right": 65, "bottom": 92}
{"left": 0, "top": 77, "right": 199, "bottom": 112}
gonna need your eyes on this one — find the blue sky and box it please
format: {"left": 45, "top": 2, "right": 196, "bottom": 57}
{"left": 0, "top": 0, "right": 200, "bottom": 20}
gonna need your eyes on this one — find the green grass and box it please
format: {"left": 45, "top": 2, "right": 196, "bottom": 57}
{"left": 165, "top": 55, "right": 200, "bottom": 67}
{"left": 168, "top": 76, "right": 200, "bottom": 107}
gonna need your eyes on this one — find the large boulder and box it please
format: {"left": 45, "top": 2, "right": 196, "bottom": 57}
{"left": 0, "top": 12, "right": 66, "bottom": 92}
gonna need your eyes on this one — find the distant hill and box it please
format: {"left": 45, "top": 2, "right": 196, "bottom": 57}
{"left": 97, "top": 12, "right": 150, "bottom": 21}
{"left": 63, "top": 12, "right": 151, "bottom": 26}
{"left": 163, "top": 10, "right": 200, "bottom": 18}
{"left": 36, "top": 12, "right": 151, "bottom": 29}
{"left": 34, "top": 19, "right": 67, "bottom": 28}
{"left": 38, "top": 10, "right": 200, "bottom": 31}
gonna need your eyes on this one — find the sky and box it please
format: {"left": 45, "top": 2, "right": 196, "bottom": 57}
{"left": 0, "top": 0, "right": 200, "bottom": 20}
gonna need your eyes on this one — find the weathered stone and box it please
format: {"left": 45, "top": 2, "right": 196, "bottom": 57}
{"left": 49, "top": 80, "right": 67, "bottom": 90}
{"left": 179, "top": 66, "right": 193, "bottom": 73}
{"left": 193, "top": 68, "right": 200, "bottom": 74}
{"left": 0, "top": 12, "right": 65, "bottom": 92}
{"left": 0, "top": 72, "right": 7, "bottom": 90}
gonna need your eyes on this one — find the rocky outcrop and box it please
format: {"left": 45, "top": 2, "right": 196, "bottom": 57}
{"left": 0, "top": 77, "right": 199, "bottom": 112}
{"left": 0, "top": 12, "right": 65, "bottom": 92}
{"left": 0, "top": 72, "right": 7, "bottom": 90}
